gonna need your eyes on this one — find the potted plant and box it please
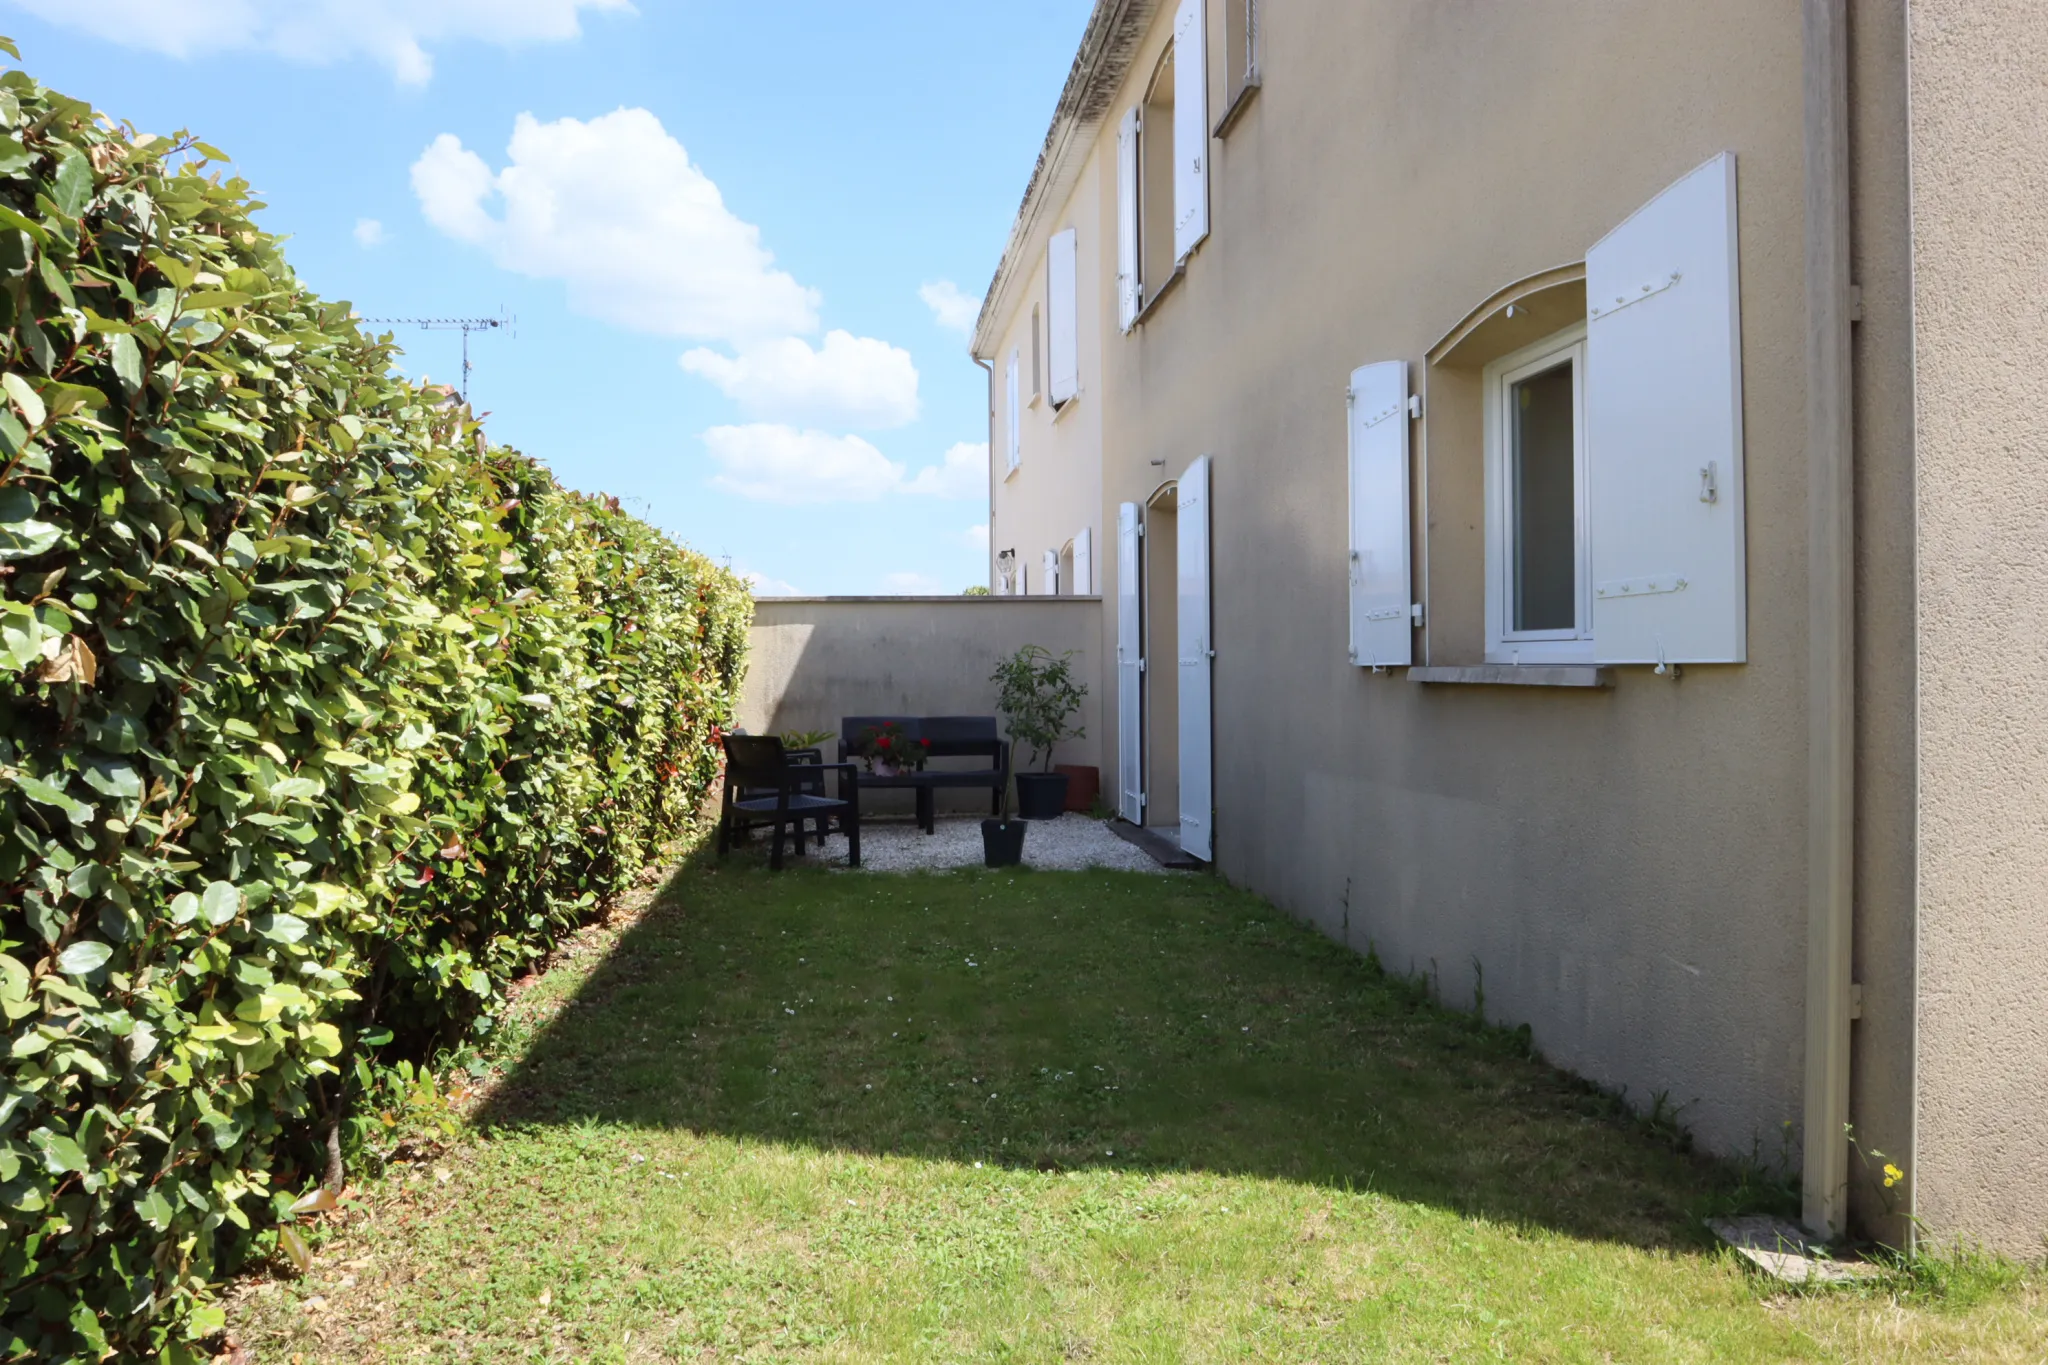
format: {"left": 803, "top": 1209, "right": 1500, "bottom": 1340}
{"left": 850, "top": 721, "right": 927, "bottom": 777}
{"left": 981, "top": 775, "right": 1027, "bottom": 867}
{"left": 991, "top": 644, "right": 1088, "bottom": 821}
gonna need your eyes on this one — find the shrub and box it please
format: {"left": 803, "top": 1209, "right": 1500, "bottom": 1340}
{"left": 0, "top": 53, "right": 750, "bottom": 1361}
{"left": 990, "top": 645, "right": 1086, "bottom": 773}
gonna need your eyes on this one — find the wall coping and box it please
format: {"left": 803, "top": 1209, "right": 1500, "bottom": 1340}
{"left": 755, "top": 596, "right": 1104, "bottom": 605}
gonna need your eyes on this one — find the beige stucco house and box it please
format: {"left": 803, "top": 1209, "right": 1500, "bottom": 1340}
{"left": 968, "top": 0, "right": 2048, "bottom": 1255}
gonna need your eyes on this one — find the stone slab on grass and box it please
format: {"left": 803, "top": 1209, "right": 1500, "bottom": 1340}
{"left": 1708, "top": 1216, "right": 1889, "bottom": 1286}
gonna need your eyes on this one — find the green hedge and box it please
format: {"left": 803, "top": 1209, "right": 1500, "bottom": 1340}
{"left": 0, "top": 55, "right": 751, "bottom": 1361}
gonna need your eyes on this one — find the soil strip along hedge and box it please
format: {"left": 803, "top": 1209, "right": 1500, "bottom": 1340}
{"left": 0, "top": 51, "right": 751, "bottom": 1360}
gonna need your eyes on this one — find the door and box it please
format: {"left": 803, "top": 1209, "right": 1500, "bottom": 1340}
{"left": 1116, "top": 503, "right": 1144, "bottom": 823}
{"left": 1177, "top": 456, "right": 1213, "bottom": 861}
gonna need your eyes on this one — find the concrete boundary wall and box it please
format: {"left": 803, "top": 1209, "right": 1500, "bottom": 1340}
{"left": 742, "top": 598, "right": 1107, "bottom": 815}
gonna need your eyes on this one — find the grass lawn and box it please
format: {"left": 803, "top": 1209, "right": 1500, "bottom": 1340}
{"left": 232, "top": 855, "right": 2047, "bottom": 1362}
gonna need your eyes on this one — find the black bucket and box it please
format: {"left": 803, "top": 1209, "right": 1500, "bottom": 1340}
{"left": 981, "top": 818, "right": 1027, "bottom": 867}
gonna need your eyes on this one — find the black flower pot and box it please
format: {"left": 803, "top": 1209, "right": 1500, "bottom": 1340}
{"left": 1014, "top": 771, "right": 1070, "bottom": 821}
{"left": 981, "top": 818, "right": 1027, "bottom": 867}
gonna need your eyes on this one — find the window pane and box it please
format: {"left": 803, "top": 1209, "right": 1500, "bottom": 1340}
{"left": 1511, "top": 361, "right": 1576, "bottom": 632}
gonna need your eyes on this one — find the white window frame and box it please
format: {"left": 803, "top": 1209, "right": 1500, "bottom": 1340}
{"left": 1483, "top": 323, "right": 1592, "bottom": 664}
{"left": 1004, "top": 349, "right": 1022, "bottom": 477}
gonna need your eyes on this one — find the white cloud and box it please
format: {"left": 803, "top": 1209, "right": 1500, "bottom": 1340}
{"left": 962, "top": 524, "right": 990, "bottom": 551}
{"left": 681, "top": 331, "right": 919, "bottom": 430}
{"left": 412, "top": 110, "right": 819, "bottom": 342}
{"left": 14, "top": 0, "right": 631, "bottom": 86}
{"left": 883, "top": 572, "right": 946, "bottom": 595}
{"left": 904, "top": 442, "right": 987, "bottom": 500}
{"left": 740, "top": 569, "right": 802, "bottom": 597}
{"left": 704, "top": 426, "right": 903, "bottom": 505}
{"left": 703, "top": 428, "right": 990, "bottom": 505}
{"left": 353, "top": 217, "right": 390, "bottom": 248}
{"left": 919, "top": 280, "right": 981, "bottom": 335}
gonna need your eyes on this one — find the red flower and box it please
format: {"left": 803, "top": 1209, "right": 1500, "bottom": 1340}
{"left": 878, "top": 735, "right": 892, "bottom": 749}
{"left": 920, "top": 738, "right": 930, "bottom": 748}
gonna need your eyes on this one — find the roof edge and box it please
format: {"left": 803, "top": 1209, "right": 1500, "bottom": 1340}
{"left": 969, "top": 0, "right": 1161, "bottom": 358}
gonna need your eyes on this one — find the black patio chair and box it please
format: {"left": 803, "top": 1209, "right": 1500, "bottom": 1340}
{"left": 728, "top": 745, "right": 832, "bottom": 849}
{"left": 718, "top": 734, "right": 860, "bottom": 871}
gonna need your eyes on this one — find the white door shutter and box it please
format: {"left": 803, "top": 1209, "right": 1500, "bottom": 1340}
{"left": 1047, "top": 228, "right": 1079, "bottom": 404}
{"left": 1173, "top": 0, "right": 1209, "bottom": 264}
{"left": 1177, "top": 455, "right": 1214, "bottom": 861}
{"left": 1117, "top": 503, "right": 1144, "bottom": 823}
{"left": 1348, "top": 360, "right": 1413, "bottom": 668}
{"left": 1073, "top": 526, "right": 1093, "bottom": 595}
{"left": 1116, "top": 107, "right": 1142, "bottom": 331}
{"left": 1586, "top": 152, "right": 1746, "bottom": 665}
{"left": 1044, "top": 548, "right": 1060, "bottom": 596}
{"left": 1004, "top": 350, "right": 1021, "bottom": 472}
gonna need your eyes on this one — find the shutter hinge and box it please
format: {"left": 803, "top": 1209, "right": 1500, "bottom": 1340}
{"left": 1848, "top": 284, "right": 1864, "bottom": 324}
{"left": 1408, "top": 395, "right": 1423, "bottom": 419}
{"left": 1849, "top": 982, "right": 1864, "bottom": 1020}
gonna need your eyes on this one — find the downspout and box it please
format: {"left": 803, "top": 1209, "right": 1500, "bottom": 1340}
{"left": 1802, "top": 0, "right": 1856, "bottom": 1241}
{"left": 975, "top": 355, "right": 997, "bottom": 590}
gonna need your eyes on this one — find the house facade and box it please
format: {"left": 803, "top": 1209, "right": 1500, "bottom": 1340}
{"left": 972, "top": 0, "right": 2048, "bottom": 1253}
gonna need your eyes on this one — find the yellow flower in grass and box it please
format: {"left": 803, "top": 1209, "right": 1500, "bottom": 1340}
{"left": 1883, "top": 1162, "right": 1904, "bottom": 1189}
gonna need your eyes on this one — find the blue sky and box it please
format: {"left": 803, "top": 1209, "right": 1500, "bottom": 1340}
{"left": 6, "top": 1, "right": 1093, "bottom": 594}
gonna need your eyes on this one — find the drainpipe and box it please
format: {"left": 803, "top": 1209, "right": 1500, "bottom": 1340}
{"left": 975, "top": 355, "right": 996, "bottom": 591}
{"left": 1802, "top": 0, "right": 1855, "bottom": 1242}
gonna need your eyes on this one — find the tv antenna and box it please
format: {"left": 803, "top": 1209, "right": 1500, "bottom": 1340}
{"left": 363, "top": 314, "right": 512, "bottom": 404}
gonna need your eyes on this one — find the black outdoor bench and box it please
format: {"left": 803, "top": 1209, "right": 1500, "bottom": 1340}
{"left": 838, "top": 715, "right": 1011, "bottom": 835}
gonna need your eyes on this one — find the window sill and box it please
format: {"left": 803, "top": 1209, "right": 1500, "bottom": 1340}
{"left": 1213, "top": 76, "right": 1260, "bottom": 139}
{"left": 1409, "top": 664, "right": 1613, "bottom": 688}
{"left": 1051, "top": 392, "right": 1079, "bottom": 424}
{"left": 1132, "top": 263, "right": 1186, "bottom": 327}
{"left": 1003, "top": 461, "right": 1021, "bottom": 483}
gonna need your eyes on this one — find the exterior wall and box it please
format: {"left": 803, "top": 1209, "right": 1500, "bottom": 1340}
{"left": 983, "top": 0, "right": 1825, "bottom": 1167}
{"left": 989, "top": 153, "right": 1109, "bottom": 598}
{"left": 743, "top": 598, "right": 1106, "bottom": 812}
{"left": 1907, "top": 0, "right": 2048, "bottom": 1257}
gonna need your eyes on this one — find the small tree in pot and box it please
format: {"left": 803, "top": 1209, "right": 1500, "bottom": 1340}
{"left": 991, "top": 644, "right": 1088, "bottom": 820}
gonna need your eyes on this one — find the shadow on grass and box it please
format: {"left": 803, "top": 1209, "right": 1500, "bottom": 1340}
{"left": 475, "top": 846, "right": 1789, "bottom": 1251}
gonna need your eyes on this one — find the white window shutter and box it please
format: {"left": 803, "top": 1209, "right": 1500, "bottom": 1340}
{"left": 1044, "top": 548, "right": 1060, "bottom": 596}
{"left": 1005, "top": 350, "right": 1021, "bottom": 472}
{"left": 1047, "top": 228, "right": 1079, "bottom": 404}
{"left": 1586, "top": 152, "right": 1746, "bottom": 665}
{"left": 1074, "top": 526, "right": 1093, "bottom": 595}
{"left": 1116, "top": 503, "right": 1144, "bottom": 823}
{"left": 1177, "top": 454, "right": 1213, "bottom": 861}
{"left": 1116, "top": 107, "right": 1142, "bottom": 331}
{"left": 1173, "top": 0, "right": 1209, "bottom": 264}
{"left": 1348, "top": 360, "right": 1413, "bottom": 668}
